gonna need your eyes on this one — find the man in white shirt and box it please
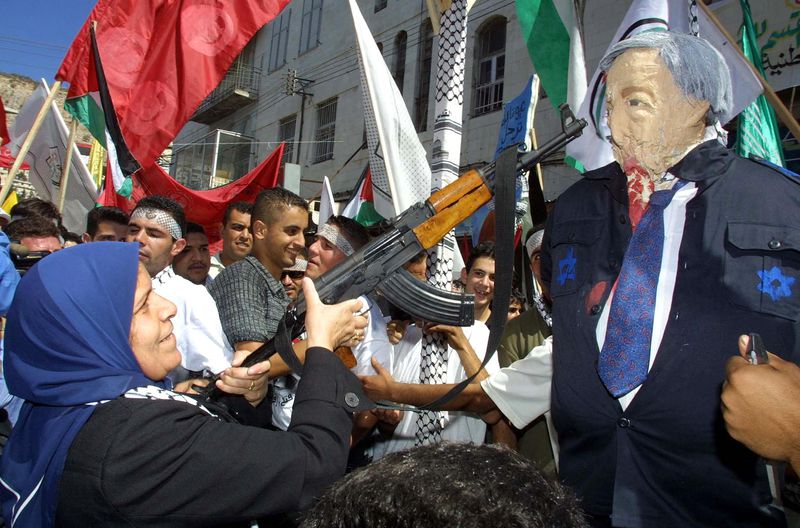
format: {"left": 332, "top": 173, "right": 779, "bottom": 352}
{"left": 370, "top": 242, "right": 500, "bottom": 458}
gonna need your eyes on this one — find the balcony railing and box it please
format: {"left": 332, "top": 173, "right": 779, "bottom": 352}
{"left": 473, "top": 79, "right": 504, "bottom": 116}
{"left": 192, "top": 62, "right": 261, "bottom": 124}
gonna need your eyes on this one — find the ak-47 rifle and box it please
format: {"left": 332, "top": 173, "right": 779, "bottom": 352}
{"left": 198, "top": 105, "right": 586, "bottom": 402}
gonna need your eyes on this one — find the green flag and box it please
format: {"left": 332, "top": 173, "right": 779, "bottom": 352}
{"left": 516, "top": 0, "right": 586, "bottom": 113}
{"left": 735, "top": 0, "right": 785, "bottom": 166}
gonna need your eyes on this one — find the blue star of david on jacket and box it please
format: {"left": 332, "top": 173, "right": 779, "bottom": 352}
{"left": 557, "top": 247, "right": 577, "bottom": 286}
{"left": 758, "top": 266, "right": 796, "bottom": 302}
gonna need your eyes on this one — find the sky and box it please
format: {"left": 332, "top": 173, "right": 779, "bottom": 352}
{"left": 1, "top": 1, "right": 96, "bottom": 83}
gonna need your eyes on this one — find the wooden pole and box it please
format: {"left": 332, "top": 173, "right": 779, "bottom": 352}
{"left": 0, "top": 81, "right": 62, "bottom": 206}
{"left": 57, "top": 119, "right": 78, "bottom": 213}
{"left": 698, "top": 1, "right": 800, "bottom": 141}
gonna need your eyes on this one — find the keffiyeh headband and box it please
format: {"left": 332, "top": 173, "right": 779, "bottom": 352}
{"left": 130, "top": 207, "right": 183, "bottom": 240}
{"left": 317, "top": 223, "right": 354, "bottom": 256}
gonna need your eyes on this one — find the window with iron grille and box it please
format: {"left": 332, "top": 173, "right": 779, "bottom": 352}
{"left": 375, "top": 0, "right": 387, "bottom": 12}
{"left": 473, "top": 18, "right": 506, "bottom": 116}
{"left": 314, "top": 98, "right": 337, "bottom": 163}
{"left": 299, "top": 0, "right": 323, "bottom": 54}
{"left": 414, "top": 20, "right": 434, "bottom": 132}
{"left": 394, "top": 31, "right": 407, "bottom": 94}
{"left": 278, "top": 114, "right": 297, "bottom": 164}
{"left": 268, "top": 9, "right": 291, "bottom": 72}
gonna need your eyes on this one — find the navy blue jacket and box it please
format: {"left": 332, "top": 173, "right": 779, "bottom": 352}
{"left": 541, "top": 141, "right": 800, "bottom": 527}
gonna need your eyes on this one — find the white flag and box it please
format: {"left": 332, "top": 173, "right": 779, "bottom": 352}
{"left": 566, "top": 0, "right": 763, "bottom": 172}
{"left": 349, "top": 0, "right": 431, "bottom": 218}
{"left": 318, "top": 175, "right": 336, "bottom": 226}
{"left": 10, "top": 80, "right": 98, "bottom": 233}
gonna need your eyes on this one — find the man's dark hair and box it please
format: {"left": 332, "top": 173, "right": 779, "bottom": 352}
{"left": 327, "top": 215, "right": 369, "bottom": 251}
{"left": 408, "top": 250, "right": 427, "bottom": 266}
{"left": 511, "top": 288, "right": 525, "bottom": 305}
{"left": 252, "top": 188, "right": 307, "bottom": 227}
{"left": 85, "top": 206, "right": 129, "bottom": 237}
{"left": 185, "top": 222, "right": 207, "bottom": 237}
{"left": 5, "top": 216, "right": 61, "bottom": 242}
{"left": 301, "top": 443, "right": 587, "bottom": 528}
{"left": 9, "top": 198, "right": 62, "bottom": 227}
{"left": 466, "top": 240, "right": 495, "bottom": 272}
{"left": 63, "top": 232, "right": 82, "bottom": 245}
{"left": 133, "top": 195, "right": 187, "bottom": 238}
{"left": 222, "top": 201, "right": 253, "bottom": 226}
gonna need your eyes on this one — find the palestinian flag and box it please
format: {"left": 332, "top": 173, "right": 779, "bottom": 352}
{"left": 71, "top": 24, "right": 140, "bottom": 198}
{"left": 516, "top": 0, "right": 587, "bottom": 117}
{"left": 341, "top": 167, "right": 385, "bottom": 227}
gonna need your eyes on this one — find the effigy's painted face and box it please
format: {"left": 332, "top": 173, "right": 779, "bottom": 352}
{"left": 606, "top": 48, "right": 709, "bottom": 184}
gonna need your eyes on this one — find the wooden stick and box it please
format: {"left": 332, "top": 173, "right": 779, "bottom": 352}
{"left": 57, "top": 119, "right": 78, "bottom": 213}
{"left": 529, "top": 128, "right": 544, "bottom": 191}
{"left": 698, "top": 1, "right": 800, "bottom": 141}
{"left": 0, "top": 81, "right": 62, "bottom": 205}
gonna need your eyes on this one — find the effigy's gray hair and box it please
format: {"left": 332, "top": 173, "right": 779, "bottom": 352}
{"left": 599, "top": 31, "right": 733, "bottom": 124}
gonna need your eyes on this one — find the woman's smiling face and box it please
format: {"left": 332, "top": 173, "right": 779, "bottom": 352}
{"left": 128, "top": 264, "right": 181, "bottom": 380}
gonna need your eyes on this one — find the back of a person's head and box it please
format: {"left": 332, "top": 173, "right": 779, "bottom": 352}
{"left": 133, "top": 195, "right": 187, "bottom": 238}
{"left": 252, "top": 187, "right": 307, "bottom": 226}
{"left": 301, "top": 443, "right": 587, "bottom": 528}
{"left": 10, "top": 198, "right": 62, "bottom": 226}
{"left": 85, "top": 206, "right": 130, "bottom": 237}
{"left": 466, "top": 240, "right": 496, "bottom": 272}
{"left": 5, "top": 216, "right": 61, "bottom": 242}
{"left": 326, "top": 215, "right": 369, "bottom": 252}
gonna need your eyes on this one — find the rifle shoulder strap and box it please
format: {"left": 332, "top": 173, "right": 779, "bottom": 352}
{"left": 274, "top": 316, "right": 304, "bottom": 376}
{"left": 418, "top": 144, "right": 517, "bottom": 410}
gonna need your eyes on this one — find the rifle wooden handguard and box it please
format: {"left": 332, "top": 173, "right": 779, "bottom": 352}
{"left": 414, "top": 169, "right": 492, "bottom": 249}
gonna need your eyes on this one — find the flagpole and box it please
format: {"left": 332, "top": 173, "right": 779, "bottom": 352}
{"left": 0, "top": 81, "right": 62, "bottom": 206}
{"left": 698, "top": 1, "right": 800, "bottom": 141}
{"left": 57, "top": 119, "right": 79, "bottom": 213}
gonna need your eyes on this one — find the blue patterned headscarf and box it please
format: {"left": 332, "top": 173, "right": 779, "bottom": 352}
{"left": 0, "top": 242, "right": 168, "bottom": 527}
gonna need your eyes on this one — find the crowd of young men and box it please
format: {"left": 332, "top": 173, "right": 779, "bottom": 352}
{"left": 1, "top": 30, "right": 800, "bottom": 528}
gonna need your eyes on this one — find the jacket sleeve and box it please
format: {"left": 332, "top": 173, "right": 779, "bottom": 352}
{"left": 61, "top": 348, "right": 371, "bottom": 525}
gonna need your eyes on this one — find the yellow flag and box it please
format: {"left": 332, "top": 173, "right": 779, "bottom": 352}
{"left": 2, "top": 190, "right": 18, "bottom": 213}
{"left": 87, "top": 139, "right": 106, "bottom": 190}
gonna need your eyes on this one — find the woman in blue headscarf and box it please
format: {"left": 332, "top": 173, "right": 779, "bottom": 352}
{"left": 0, "top": 242, "right": 370, "bottom": 527}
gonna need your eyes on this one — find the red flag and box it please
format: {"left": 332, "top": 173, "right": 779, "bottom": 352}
{"left": 99, "top": 144, "right": 284, "bottom": 245}
{"left": 0, "top": 146, "right": 29, "bottom": 170}
{"left": 0, "top": 97, "right": 9, "bottom": 146}
{"left": 57, "top": 0, "right": 290, "bottom": 168}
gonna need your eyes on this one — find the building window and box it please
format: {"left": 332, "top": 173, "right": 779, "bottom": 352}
{"left": 314, "top": 97, "right": 337, "bottom": 163}
{"left": 299, "top": 0, "right": 323, "bottom": 54}
{"left": 473, "top": 18, "right": 506, "bottom": 116}
{"left": 394, "top": 31, "right": 407, "bottom": 93}
{"left": 278, "top": 114, "right": 297, "bottom": 164}
{"left": 415, "top": 20, "right": 434, "bottom": 132}
{"left": 268, "top": 9, "right": 291, "bottom": 72}
{"left": 375, "top": 0, "right": 387, "bottom": 12}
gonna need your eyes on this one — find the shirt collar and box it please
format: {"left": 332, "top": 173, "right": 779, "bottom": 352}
{"left": 152, "top": 265, "right": 175, "bottom": 287}
{"left": 245, "top": 256, "right": 289, "bottom": 302}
